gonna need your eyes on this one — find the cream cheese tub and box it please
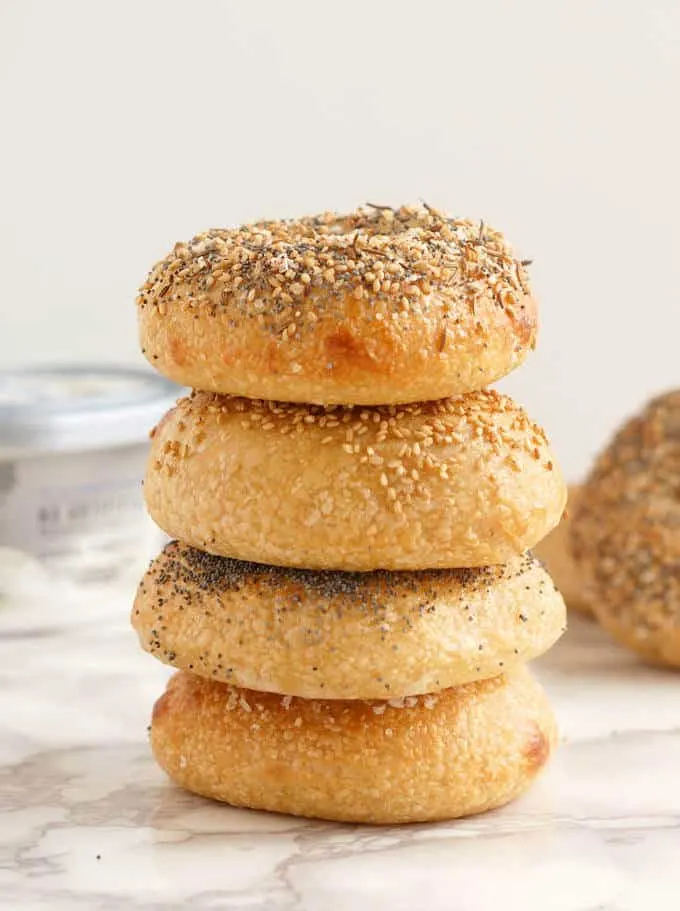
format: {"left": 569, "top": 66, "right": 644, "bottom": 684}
{"left": 0, "top": 366, "right": 179, "bottom": 586}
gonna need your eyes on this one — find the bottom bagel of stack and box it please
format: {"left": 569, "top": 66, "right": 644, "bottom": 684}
{"left": 133, "top": 544, "right": 565, "bottom": 824}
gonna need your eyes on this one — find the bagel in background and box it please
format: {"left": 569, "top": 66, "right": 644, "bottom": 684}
{"left": 534, "top": 485, "right": 590, "bottom": 615}
{"left": 579, "top": 501, "right": 680, "bottom": 668}
{"left": 145, "top": 390, "right": 566, "bottom": 571}
{"left": 138, "top": 205, "right": 537, "bottom": 405}
{"left": 133, "top": 543, "right": 566, "bottom": 698}
{"left": 150, "top": 666, "right": 557, "bottom": 824}
{"left": 572, "top": 391, "right": 680, "bottom": 666}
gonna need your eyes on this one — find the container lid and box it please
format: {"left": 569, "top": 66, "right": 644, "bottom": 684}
{"left": 0, "top": 366, "right": 181, "bottom": 457}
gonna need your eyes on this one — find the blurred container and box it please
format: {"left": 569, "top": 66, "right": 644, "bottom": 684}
{"left": 0, "top": 366, "right": 178, "bottom": 586}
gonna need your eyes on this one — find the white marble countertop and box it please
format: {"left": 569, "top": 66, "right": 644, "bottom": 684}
{"left": 1, "top": 563, "right": 679, "bottom": 911}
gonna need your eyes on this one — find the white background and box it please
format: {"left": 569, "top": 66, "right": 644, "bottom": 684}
{"left": 1, "top": 0, "right": 678, "bottom": 480}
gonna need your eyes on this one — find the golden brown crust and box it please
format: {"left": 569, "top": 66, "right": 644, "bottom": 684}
{"left": 150, "top": 666, "right": 557, "bottom": 824}
{"left": 534, "top": 486, "right": 590, "bottom": 615}
{"left": 145, "top": 390, "right": 566, "bottom": 571}
{"left": 572, "top": 392, "right": 680, "bottom": 665}
{"left": 133, "top": 544, "right": 566, "bottom": 698}
{"left": 137, "top": 205, "right": 537, "bottom": 404}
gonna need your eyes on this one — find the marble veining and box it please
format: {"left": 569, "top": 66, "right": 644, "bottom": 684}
{"left": 1, "top": 559, "right": 679, "bottom": 911}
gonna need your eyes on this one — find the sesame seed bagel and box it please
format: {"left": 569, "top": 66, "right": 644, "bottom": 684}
{"left": 534, "top": 486, "right": 590, "bottom": 615}
{"left": 572, "top": 391, "right": 680, "bottom": 665}
{"left": 145, "top": 390, "right": 565, "bottom": 571}
{"left": 137, "top": 205, "right": 537, "bottom": 405}
{"left": 133, "top": 544, "right": 566, "bottom": 699}
{"left": 150, "top": 666, "right": 557, "bottom": 824}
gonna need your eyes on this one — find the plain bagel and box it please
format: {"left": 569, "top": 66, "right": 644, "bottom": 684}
{"left": 137, "top": 205, "right": 537, "bottom": 405}
{"left": 144, "top": 390, "right": 566, "bottom": 571}
{"left": 534, "top": 486, "right": 590, "bottom": 615}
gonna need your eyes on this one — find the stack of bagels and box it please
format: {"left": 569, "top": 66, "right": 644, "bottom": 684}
{"left": 132, "top": 204, "right": 567, "bottom": 824}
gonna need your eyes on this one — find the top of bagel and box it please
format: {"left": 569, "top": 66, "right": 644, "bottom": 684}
{"left": 578, "top": 389, "right": 680, "bottom": 510}
{"left": 137, "top": 203, "right": 533, "bottom": 339}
